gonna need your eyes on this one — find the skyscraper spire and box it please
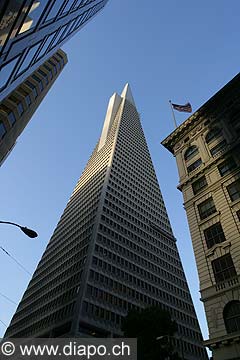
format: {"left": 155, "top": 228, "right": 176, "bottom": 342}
{"left": 120, "top": 83, "right": 136, "bottom": 106}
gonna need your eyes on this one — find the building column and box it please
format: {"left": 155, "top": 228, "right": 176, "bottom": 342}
{"left": 176, "top": 152, "right": 186, "bottom": 180}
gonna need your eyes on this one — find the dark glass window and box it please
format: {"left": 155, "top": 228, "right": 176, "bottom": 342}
{"left": 218, "top": 157, "right": 237, "bottom": 176}
{"left": 198, "top": 197, "right": 216, "bottom": 220}
{"left": 25, "top": 95, "right": 32, "bottom": 106}
{"left": 187, "top": 158, "right": 202, "bottom": 173}
{"left": 17, "top": 102, "right": 24, "bottom": 116}
{"left": 74, "top": 0, "right": 89, "bottom": 8}
{"left": 236, "top": 210, "right": 240, "bottom": 221}
{"left": 49, "top": 25, "right": 68, "bottom": 50}
{"left": 184, "top": 145, "right": 199, "bottom": 161}
{"left": 210, "top": 140, "right": 227, "bottom": 156}
{"left": 17, "top": 43, "right": 41, "bottom": 75}
{"left": 62, "top": 0, "right": 76, "bottom": 13}
{"left": 0, "top": 2, "right": 24, "bottom": 48}
{"left": 8, "top": 112, "right": 16, "bottom": 126}
{"left": 43, "top": 64, "right": 53, "bottom": 79}
{"left": 26, "top": 80, "right": 38, "bottom": 98}
{"left": 65, "top": 18, "right": 79, "bottom": 36}
{"left": 48, "top": 60, "right": 57, "bottom": 75}
{"left": 192, "top": 176, "right": 207, "bottom": 195}
{"left": 0, "top": 57, "right": 20, "bottom": 89}
{"left": 45, "top": 0, "right": 65, "bottom": 22}
{"left": 204, "top": 222, "right": 226, "bottom": 249}
{"left": 37, "top": 69, "right": 49, "bottom": 85}
{"left": 53, "top": 57, "right": 61, "bottom": 71}
{"left": 223, "top": 301, "right": 240, "bottom": 333}
{"left": 227, "top": 180, "right": 240, "bottom": 201}
{"left": 212, "top": 254, "right": 236, "bottom": 283}
{"left": 18, "top": 1, "right": 48, "bottom": 33}
{"left": 32, "top": 74, "right": 44, "bottom": 91}
{"left": 206, "top": 128, "right": 222, "bottom": 144}
{"left": 54, "top": 53, "right": 65, "bottom": 67}
{"left": 36, "top": 33, "right": 56, "bottom": 61}
{"left": 0, "top": 122, "right": 6, "bottom": 139}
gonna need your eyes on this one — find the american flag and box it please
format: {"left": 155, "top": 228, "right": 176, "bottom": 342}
{"left": 171, "top": 102, "right": 192, "bottom": 113}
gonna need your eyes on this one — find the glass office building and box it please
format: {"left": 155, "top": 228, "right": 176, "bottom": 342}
{"left": 0, "top": 48, "right": 67, "bottom": 165}
{"left": 0, "top": 0, "right": 109, "bottom": 102}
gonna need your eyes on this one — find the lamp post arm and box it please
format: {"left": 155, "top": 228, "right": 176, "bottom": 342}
{"left": 0, "top": 221, "right": 22, "bottom": 228}
{"left": 0, "top": 221, "right": 38, "bottom": 238}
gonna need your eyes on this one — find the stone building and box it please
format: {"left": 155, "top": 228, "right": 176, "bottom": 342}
{"left": 162, "top": 73, "right": 240, "bottom": 360}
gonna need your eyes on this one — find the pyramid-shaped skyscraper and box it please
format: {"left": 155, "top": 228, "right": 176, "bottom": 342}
{"left": 5, "top": 85, "right": 207, "bottom": 359}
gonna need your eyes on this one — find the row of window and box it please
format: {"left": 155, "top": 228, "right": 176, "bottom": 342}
{"left": 97, "top": 229, "right": 180, "bottom": 269}
{"left": 192, "top": 157, "right": 238, "bottom": 196}
{"left": 103, "top": 203, "right": 173, "bottom": 252}
{"left": 0, "top": 0, "right": 98, "bottom": 50}
{"left": 87, "top": 271, "right": 198, "bottom": 328}
{"left": 108, "top": 175, "right": 166, "bottom": 219}
{"left": 184, "top": 127, "right": 224, "bottom": 161}
{"left": 96, "top": 234, "right": 188, "bottom": 301}
{"left": 0, "top": 1, "right": 103, "bottom": 90}
{"left": 41, "top": 227, "right": 91, "bottom": 266}
{"left": 105, "top": 185, "right": 167, "bottom": 230}
{"left": 6, "top": 301, "right": 75, "bottom": 337}
{"left": 198, "top": 179, "right": 240, "bottom": 222}
{"left": 11, "top": 285, "right": 78, "bottom": 326}
{"left": 48, "top": 211, "right": 96, "bottom": 253}
{"left": 95, "top": 240, "right": 183, "bottom": 284}
{"left": 31, "top": 245, "right": 88, "bottom": 285}
{"left": 85, "top": 284, "right": 201, "bottom": 344}
{"left": 27, "top": 256, "right": 86, "bottom": 294}
{"left": 105, "top": 189, "right": 173, "bottom": 247}
{"left": 36, "top": 238, "right": 89, "bottom": 276}
{"left": 82, "top": 301, "right": 122, "bottom": 328}
{"left": 185, "top": 127, "right": 229, "bottom": 174}
{"left": 18, "top": 271, "right": 82, "bottom": 312}
{"left": 100, "top": 213, "right": 178, "bottom": 271}
{"left": 92, "top": 253, "right": 190, "bottom": 307}
{"left": 0, "top": 55, "right": 64, "bottom": 141}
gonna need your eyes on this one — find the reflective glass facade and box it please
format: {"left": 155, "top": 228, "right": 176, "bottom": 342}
{"left": 0, "top": 0, "right": 108, "bottom": 101}
{"left": 0, "top": 48, "right": 67, "bottom": 165}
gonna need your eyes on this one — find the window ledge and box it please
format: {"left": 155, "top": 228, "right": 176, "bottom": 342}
{"left": 212, "top": 144, "right": 230, "bottom": 159}
{"left": 205, "top": 240, "right": 231, "bottom": 258}
{"left": 230, "top": 198, "right": 240, "bottom": 208}
{"left": 199, "top": 211, "right": 220, "bottom": 226}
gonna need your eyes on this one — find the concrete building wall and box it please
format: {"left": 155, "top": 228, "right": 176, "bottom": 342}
{"left": 5, "top": 84, "right": 207, "bottom": 360}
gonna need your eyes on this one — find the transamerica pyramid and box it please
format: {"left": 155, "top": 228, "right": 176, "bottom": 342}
{"left": 5, "top": 84, "right": 207, "bottom": 359}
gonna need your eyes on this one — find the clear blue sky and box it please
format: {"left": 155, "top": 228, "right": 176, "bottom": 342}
{"left": 0, "top": 0, "right": 239, "bottom": 348}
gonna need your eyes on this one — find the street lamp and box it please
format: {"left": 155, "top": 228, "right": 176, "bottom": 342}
{"left": 0, "top": 221, "right": 38, "bottom": 238}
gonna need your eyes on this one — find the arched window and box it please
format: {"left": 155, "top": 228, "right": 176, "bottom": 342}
{"left": 184, "top": 145, "right": 198, "bottom": 161}
{"left": 205, "top": 128, "right": 222, "bottom": 144}
{"left": 223, "top": 301, "right": 240, "bottom": 333}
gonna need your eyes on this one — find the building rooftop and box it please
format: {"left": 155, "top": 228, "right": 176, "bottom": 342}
{"left": 161, "top": 72, "right": 240, "bottom": 154}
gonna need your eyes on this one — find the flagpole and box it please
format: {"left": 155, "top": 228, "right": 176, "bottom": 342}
{"left": 169, "top": 100, "right": 177, "bottom": 129}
